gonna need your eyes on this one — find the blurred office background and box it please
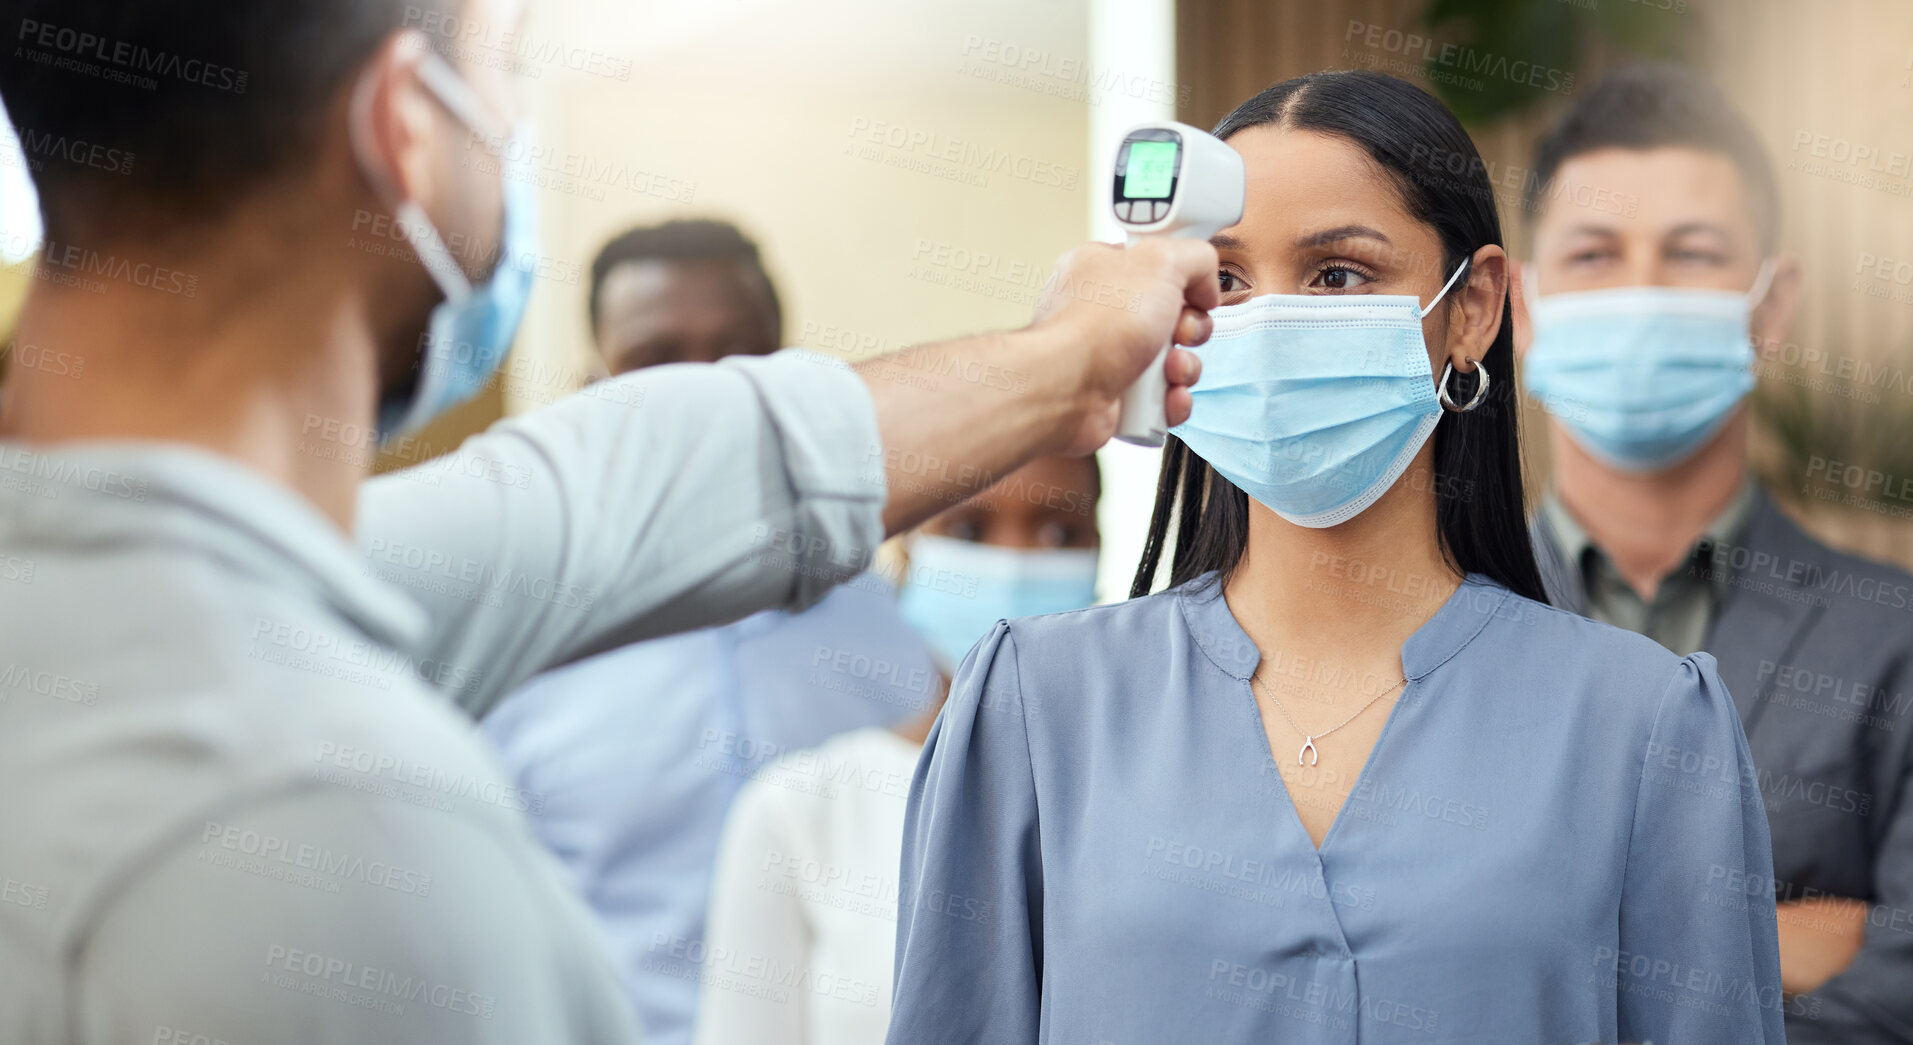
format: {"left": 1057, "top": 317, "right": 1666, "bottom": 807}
{"left": 2, "top": 0, "right": 1908, "bottom": 587}
{"left": 1173, "top": 0, "right": 1913, "bottom": 571}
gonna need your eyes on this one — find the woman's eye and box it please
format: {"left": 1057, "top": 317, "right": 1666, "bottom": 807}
{"left": 1317, "top": 265, "right": 1371, "bottom": 290}
{"left": 1565, "top": 248, "right": 1610, "bottom": 266}
{"left": 1036, "top": 520, "right": 1084, "bottom": 548}
{"left": 1218, "top": 269, "right": 1245, "bottom": 293}
{"left": 945, "top": 518, "right": 985, "bottom": 542}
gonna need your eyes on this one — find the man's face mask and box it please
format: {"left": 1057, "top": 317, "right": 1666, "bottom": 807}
{"left": 352, "top": 47, "right": 540, "bottom": 444}
{"left": 1522, "top": 261, "right": 1775, "bottom": 472}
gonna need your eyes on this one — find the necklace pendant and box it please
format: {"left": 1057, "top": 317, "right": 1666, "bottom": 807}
{"left": 1298, "top": 736, "right": 1319, "bottom": 766}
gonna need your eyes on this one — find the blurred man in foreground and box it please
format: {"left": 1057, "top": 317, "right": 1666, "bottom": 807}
{"left": 0, "top": 0, "right": 1215, "bottom": 1040}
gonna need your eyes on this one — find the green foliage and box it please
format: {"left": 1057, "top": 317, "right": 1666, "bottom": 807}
{"left": 1752, "top": 380, "right": 1913, "bottom": 517}
{"left": 1420, "top": 0, "right": 1688, "bottom": 125}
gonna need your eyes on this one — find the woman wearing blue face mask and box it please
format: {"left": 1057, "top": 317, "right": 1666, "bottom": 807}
{"left": 886, "top": 71, "right": 1782, "bottom": 1045}
{"left": 693, "top": 456, "right": 1099, "bottom": 1045}
{"left": 896, "top": 454, "right": 1103, "bottom": 675}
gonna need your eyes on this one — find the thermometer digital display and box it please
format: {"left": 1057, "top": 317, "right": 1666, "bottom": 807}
{"left": 1121, "top": 140, "right": 1178, "bottom": 199}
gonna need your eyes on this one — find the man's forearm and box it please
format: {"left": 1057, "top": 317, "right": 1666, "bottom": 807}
{"left": 856, "top": 236, "right": 1216, "bottom": 536}
{"left": 858, "top": 323, "right": 1080, "bottom": 535}
{"left": 1777, "top": 896, "right": 1868, "bottom": 995}
{"left": 361, "top": 352, "right": 889, "bottom": 713}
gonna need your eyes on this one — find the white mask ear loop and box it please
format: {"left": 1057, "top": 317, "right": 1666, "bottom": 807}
{"left": 1418, "top": 257, "right": 1473, "bottom": 318}
{"left": 348, "top": 36, "right": 502, "bottom": 301}
{"left": 415, "top": 51, "right": 511, "bottom": 142}
{"left": 1747, "top": 258, "right": 1777, "bottom": 308}
{"left": 1520, "top": 261, "right": 1538, "bottom": 306}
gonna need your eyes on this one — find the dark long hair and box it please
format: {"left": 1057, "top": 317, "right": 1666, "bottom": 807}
{"left": 1130, "top": 70, "right": 1548, "bottom": 604}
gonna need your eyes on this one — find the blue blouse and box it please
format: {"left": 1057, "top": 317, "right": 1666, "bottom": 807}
{"left": 887, "top": 574, "right": 1784, "bottom": 1044}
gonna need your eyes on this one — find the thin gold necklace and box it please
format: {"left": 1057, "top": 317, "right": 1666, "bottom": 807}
{"left": 1250, "top": 671, "right": 1406, "bottom": 766}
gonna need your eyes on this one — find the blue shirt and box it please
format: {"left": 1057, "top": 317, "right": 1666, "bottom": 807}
{"left": 889, "top": 573, "right": 1786, "bottom": 1044}
{"left": 484, "top": 573, "right": 936, "bottom": 1045}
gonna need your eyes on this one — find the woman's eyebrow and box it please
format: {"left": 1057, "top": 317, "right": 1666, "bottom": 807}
{"left": 1295, "top": 224, "right": 1391, "bottom": 248}
{"left": 1211, "top": 232, "right": 1248, "bottom": 251}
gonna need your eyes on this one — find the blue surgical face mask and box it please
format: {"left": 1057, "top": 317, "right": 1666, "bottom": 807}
{"left": 1523, "top": 261, "right": 1773, "bottom": 472}
{"left": 897, "top": 534, "right": 1099, "bottom": 671}
{"left": 1169, "top": 260, "right": 1470, "bottom": 528}
{"left": 356, "top": 53, "right": 540, "bottom": 443}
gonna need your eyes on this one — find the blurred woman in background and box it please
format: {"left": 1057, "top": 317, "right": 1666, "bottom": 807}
{"left": 693, "top": 455, "right": 1100, "bottom": 1045}
{"left": 886, "top": 71, "right": 1783, "bottom": 1044}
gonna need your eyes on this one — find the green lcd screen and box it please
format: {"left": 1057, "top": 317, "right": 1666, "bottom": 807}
{"left": 1123, "top": 140, "right": 1179, "bottom": 199}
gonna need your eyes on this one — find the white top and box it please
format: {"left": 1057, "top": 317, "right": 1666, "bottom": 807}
{"left": 695, "top": 727, "right": 922, "bottom": 1045}
{"left": 0, "top": 349, "right": 886, "bottom": 1045}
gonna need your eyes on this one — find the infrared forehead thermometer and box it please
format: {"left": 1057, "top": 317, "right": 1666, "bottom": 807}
{"left": 1111, "top": 122, "right": 1245, "bottom": 446}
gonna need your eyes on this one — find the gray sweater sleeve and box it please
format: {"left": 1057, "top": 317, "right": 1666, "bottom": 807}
{"left": 357, "top": 348, "right": 887, "bottom": 718}
{"left": 72, "top": 786, "right": 638, "bottom": 1045}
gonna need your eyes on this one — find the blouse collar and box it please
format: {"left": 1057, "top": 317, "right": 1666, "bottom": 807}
{"left": 1176, "top": 570, "right": 1511, "bottom": 682}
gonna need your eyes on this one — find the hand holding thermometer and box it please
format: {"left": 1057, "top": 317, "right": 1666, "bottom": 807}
{"left": 1110, "top": 122, "right": 1245, "bottom": 446}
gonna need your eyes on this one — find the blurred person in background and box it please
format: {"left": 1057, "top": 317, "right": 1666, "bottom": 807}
{"left": 586, "top": 218, "right": 781, "bottom": 375}
{"left": 694, "top": 454, "right": 1101, "bottom": 1045}
{"left": 0, "top": 0, "right": 1218, "bottom": 1037}
{"left": 480, "top": 221, "right": 931, "bottom": 1045}
{"left": 1519, "top": 63, "right": 1913, "bottom": 1041}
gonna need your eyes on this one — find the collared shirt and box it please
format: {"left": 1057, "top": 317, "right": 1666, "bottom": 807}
{"left": 481, "top": 574, "right": 934, "bottom": 1045}
{"left": 887, "top": 573, "right": 1783, "bottom": 1044}
{"left": 0, "top": 348, "right": 888, "bottom": 1044}
{"left": 1539, "top": 481, "right": 1756, "bottom": 655}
